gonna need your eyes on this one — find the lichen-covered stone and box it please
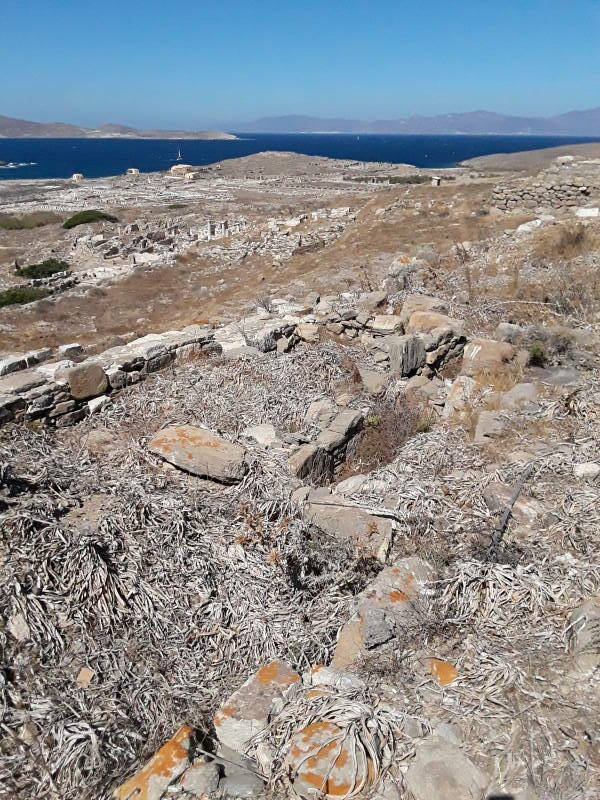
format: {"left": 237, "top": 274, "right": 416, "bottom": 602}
{"left": 148, "top": 425, "right": 247, "bottom": 483}
{"left": 113, "top": 724, "right": 192, "bottom": 800}
{"left": 214, "top": 660, "right": 300, "bottom": 754}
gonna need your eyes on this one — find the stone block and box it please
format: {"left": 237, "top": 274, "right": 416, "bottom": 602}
{"left": 148, "top": 425, "right": 247, "bottom": 483}
{"left": 66, "top": 362, "right": 108, "bottom": 400}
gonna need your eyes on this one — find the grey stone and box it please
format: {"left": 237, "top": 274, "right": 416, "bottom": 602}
{"left": 288, "top": 444, "right": 333, "bottom": 483}
{"left": 474, "top": 411, "right": 507, "bottom": 444}
{"left": 305, "top": 397, "right": 336, "bottom": 429}
{"left": 405, "top": 736, "right": 489, "bottom": 800}
{"left": 387, "top": 334, "right": 426, "bottom": 376}
{"left": 0, "top": 369, "right": 47, "bottom": 395}
{"left": 0, "top": 355, "right": 27, "bottom": 376}
{"left": 242, "top": 423, "right": 280, "bottom": 448}
{"left": 177, "top": 759, "right": 221, "bottom": 796}
{"left": 573, "top": 462, "right": 600, "bottom": 480}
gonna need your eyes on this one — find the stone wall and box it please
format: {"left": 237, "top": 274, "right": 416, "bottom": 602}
{"left": 0, "top": 287, "right": 467, "bottom": 430}
{"left": 493, "top": 158, "right": 600, "bottom": 211}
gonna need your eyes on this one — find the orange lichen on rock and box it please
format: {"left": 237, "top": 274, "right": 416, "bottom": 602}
{"left": 256, "top": 660, "right": 300, "bottom": 687}
{"left": 112, "top": 724, "right": 192, "bottom": 800}
{"left": 428, "top": 658, "right": 459, "bottom": 686}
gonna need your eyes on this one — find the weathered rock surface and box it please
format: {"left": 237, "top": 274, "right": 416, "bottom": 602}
{"left": 386, "top": 334, "right": 426, "bottom": 376}
{"left": 405, "top": 736, "right": 489, "bottom": 800}
{"left": 65, "top": 362, "right": 109, "bottom": 400}
{"left": 113, "top": 724, "right": 192, "bottom": 800}
{"left": 462, "top": 338, "right": 516, "bottom": 376}
{"left": 305, "top": 498, "right": 392, "bottom": 561}
{"left": 399, "top": 294, "right": 448, "bottom": 325}
{"left": 148, "top": 425, "right": 247, "bottom": 483}
{"left": 214, "top": 660, "right": 300, "bottom": 754}
{"left": 332, "top": 557, "right": 434, "bottom": 668}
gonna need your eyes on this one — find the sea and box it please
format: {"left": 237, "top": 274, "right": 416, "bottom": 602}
{"left": 1, "top": 133, "right": 599, "bottom": 181}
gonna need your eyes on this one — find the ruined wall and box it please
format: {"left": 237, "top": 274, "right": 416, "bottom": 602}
{"left": 493, "top": 159, "right": 600, "bottom": 211}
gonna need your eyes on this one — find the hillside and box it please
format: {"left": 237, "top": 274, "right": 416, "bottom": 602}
{"left": 0, "top": 114, "right": 237, "bottom": 140}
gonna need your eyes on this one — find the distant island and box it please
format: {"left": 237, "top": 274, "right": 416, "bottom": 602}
{"left": 234, "top": 107, "right": 600, "bottom": 136}
{"left": 0, "top": 114, "right": 237, "bottom": 140}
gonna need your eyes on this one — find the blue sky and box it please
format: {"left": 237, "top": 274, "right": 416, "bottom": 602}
{"left": 1, "top": 0, "right": 599, "bottom": 127}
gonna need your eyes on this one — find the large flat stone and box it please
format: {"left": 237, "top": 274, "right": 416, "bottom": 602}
{"left": 462, "top": 338, "right": 516, "bottom": 376}
{"left": 305, "top": 499, "right": 392, "bottom": 560}
{"left": 0, "top": 369, "right": 46, "bottom": 396}
{"left": 386, "top": 334, "right": 426, "bottom": 376}
{"left": 148, "top": 425, "right": 247, "bottom": 483}
{"left": 405, "top": 736, "right": 489, "bottom": 800}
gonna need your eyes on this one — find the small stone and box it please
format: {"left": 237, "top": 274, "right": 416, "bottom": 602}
{"left": 76, "top": 666, "right": 95, "bottom": 689}
{"left": 368, "top": 314, "right": 403, "bottom": 335}
{"left": 242, "top": 423, "right": 279, "bottom": 448}
{"left": 178, "top": 759, "right": 221, "bottom": 797}
{"left": 573, "top": 462, "right": 600, "bottom": 480}
{"left": 88, "top": 395, "right": 110, "bottom": 414}
{"left": 58, "top": 343, "right": 84, "bottom": 359}
{"left": 8, "top": 612, "right": 30, "bottom": 642}
{"left": 296, "top": 323, "right": 320, "bottom": 343}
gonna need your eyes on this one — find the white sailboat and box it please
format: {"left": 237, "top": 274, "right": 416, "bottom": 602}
{"left": 176, "top": 149, "right": 182, "bottom": 161}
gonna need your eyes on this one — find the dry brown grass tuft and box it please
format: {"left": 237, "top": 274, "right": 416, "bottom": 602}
{"left": 531, "top": 222, "right": 599, "bottom": 263}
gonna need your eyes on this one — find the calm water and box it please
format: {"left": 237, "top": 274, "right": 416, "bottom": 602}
{"left": 1, "top": 133, "right": 599, "bottom": 180}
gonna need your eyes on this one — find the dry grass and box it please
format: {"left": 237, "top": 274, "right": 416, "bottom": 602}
{"left": 0, "top": 211, "right": 62, "bottom": 230}
{"left": 531, "top": 222, "right": 599, "bottom": 263}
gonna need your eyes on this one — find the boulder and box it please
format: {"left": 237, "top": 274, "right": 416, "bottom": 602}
{"left": 315, "top": 409, "right": 364, "bottom": 452}
{"left": 112, "top": 724, "right": 192, "bottom": 800}
{"left": 482, "top": 482, "right": 548, "bottom": 526}
{"left": 499, "top": 382, "right": 539, "bottom": 411}
{"left": 296, "top": 323, "right": 320, "bottom": 343}
{"left": 405, "top": 736, "right": 489, "bottom": 800}
{"left": 214, "top": 660, "right": 300, "bottom": 754}
{"left": 148, "top": 425, "right": 247, "bottom": 483}
{"left": 305, "top": 397, "right": 337, "bottom": 429}
{"left": 399, "top": 294, "right": 448, "bottom": 326}
{"left": 66, "top": 362, "right": 108, "bottom": 400}
{"left": 462, "top": 338, "right": 516, "bottom": 376}
{"left": 443, "top": 376, "right": 476, "bottom": 418}
{"left": 288, "top": 444, "right": 333, "bottom": 483}
{"left": 358, "top": 290, "right": 388, "bottom": 311}
{"left": 332, "top": 557, "right": 434, "bottom": 668}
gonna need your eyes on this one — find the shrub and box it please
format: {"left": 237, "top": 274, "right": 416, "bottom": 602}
{"left": 0, "top": 211, "right": 62, "bottom": 230}
{"left": 0, "top": 286, "right": 49, "bottom": 308}
{"left": 63, "top": 210, "right": 118, "bottom": 229}
{"left": 528, "top": 340, "right": 546, "bottom": 367}
{"left": 16, "top": 258, "right": 70, "bottom": 279}
{"left": 342, "top": 395, "right": 433, "bottom": 476}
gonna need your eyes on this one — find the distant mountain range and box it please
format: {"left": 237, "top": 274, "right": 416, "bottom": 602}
{"left": 3, "top": 107, "right": 600, "bottom": 139}
{"left": 0, "top": 114, "right": 237, "bottom": 140}
{"left": 235, "top": 108, "right": 600, "bottom": 135}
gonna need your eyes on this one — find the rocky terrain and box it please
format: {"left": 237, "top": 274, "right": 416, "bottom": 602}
{"left": 0, "top": 150, "right": 599, "bottom": 800}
